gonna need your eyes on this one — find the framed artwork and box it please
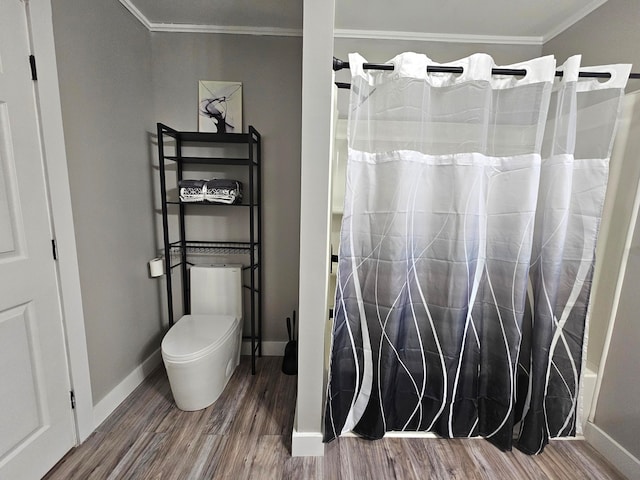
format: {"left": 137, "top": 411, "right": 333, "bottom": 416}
{"left": 198, "top": 81, "right": 242, "bottom": 133}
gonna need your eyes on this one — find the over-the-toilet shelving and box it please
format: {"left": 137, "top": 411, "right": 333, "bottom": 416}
{"left": 157, "top": 123, "right": 262, "bottom": 373}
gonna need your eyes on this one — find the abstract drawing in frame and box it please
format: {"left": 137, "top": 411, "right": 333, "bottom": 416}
{"left": 198, "top": 81, "right": 242, "bottom": 133}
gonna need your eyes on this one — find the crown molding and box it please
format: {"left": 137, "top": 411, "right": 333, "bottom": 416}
{"left": 542, "top": 0, "right": 608, "bottom": 43}
{"left": 334, "top": 28, "right": 542, "bottom": 46}
{"left": 120, "top": 0, "right": 607, "bottom": 45}
{"left": 119, "top": 0, "right": 301, "bottom": 36}
{"left": 119, "top": 0, "right": 152, "bottom": 30}
{"left": 149, "top": 23, "right": 302, "bottom": 36}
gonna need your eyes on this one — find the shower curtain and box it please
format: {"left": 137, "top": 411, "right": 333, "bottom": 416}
{"left": 324, "top": 52, "right": 630, "bottom": 453}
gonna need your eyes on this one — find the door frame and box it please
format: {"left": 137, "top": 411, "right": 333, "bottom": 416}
{"left": 27, "top": 0, "right": 93, "bottom": 443}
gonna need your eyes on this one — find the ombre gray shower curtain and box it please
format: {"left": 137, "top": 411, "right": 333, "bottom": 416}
{"left": 324, "top": 52, "right": 630, "bottom": 453}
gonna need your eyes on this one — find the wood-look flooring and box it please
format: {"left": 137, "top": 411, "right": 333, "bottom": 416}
{"left": 45, "top": 356, "right": 625, "bottom": 479}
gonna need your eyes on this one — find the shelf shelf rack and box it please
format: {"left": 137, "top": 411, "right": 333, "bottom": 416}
{"left": 157, "top": 123, "right": 262, "bottom": 373}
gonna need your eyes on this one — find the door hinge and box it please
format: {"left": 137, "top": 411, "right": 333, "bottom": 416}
{"left": 70, "top": 390, "right": 76, "bottom": 409}
{"left": 51, "top": 239, "right": 58, "bottom": 260}
{"left": 29, "top": 55, "right": 37, "bottom": 81}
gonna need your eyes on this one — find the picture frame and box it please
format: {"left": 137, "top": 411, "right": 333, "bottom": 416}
{"left": 198, "top": 81, "right": 243, "bottom": 133}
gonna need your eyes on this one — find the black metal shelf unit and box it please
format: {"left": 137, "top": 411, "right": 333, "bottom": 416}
{"left": 157, "top": 123, "right": 262, "bottom": 374}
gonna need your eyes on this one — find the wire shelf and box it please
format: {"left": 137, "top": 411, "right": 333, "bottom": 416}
{"left": 169, "top": 241, "right": 255, "bottom": 256}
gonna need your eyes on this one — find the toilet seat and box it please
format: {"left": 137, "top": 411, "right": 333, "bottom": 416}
{"left": 162, "top": 314, "right": 238, "bottom": 363}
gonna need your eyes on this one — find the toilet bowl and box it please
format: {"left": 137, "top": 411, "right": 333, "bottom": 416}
{"left": 161, "top": 265, "right": 243, "bottom": 411}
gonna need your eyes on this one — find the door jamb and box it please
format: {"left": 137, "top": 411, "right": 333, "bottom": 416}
{"left": 27, "top": 0, "right": 94, "bottom": 442}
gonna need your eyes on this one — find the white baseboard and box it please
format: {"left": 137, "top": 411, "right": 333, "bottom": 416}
{"left": 585, "top": 421, "right": 640, "bottom": 480}
{"left": 241, "top": 340, "right": 287, "bottom": 356}
{"left": 580, "top": 367, "right": 598, "bottom": 434}
{"left": 291, "top": 429, "right": 325, "bottom": 457}
{"left": 92, "top": 349, "right": 162, "bottom": 428}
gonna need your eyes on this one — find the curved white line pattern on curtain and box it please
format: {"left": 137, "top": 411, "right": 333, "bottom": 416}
{"left": 511, "top": 214, "right": 534, "bottom": 340}
{"left": 509, "top": 211, "right": 537, "bottom": 411}
{"left": 414, "top": 276, "right": 448, "bottom": 431}
{"left": 341, "top": 170, "right": 366, "bottom": 434}
{"left": 341, "top": 157, "right": 427, "bottom": 433}
{"left": 448, "top": 172, "right": 485, "bottom": 437}
{"left": 325, "top": 261, "right": 344, "bottom": 439}
{"left": 402, "top": 166, "right": 428, "bottom": 430}
{"left": 543, "top": 216, "right": 591, "bottom": 439}
{"left": 485, "top": 169, "right": 538, "bottom": 439}
{"left": 405, "top": 202, "right": 454, "bottom": 430}
{"left": 412, "top": 218, "right": 449, "bottom": 432}
{"left": 325, "top": 293, "right": 339, "bottom": 439}
{"left": 484, "top": 262, "right": 515, "bottom": 439}
{"left": 521, "top": 151, "right": 574, "bottom": 449}
{"left": 334, "top": 263, "right": 358, "bottom": 436}
{"left": 536, "top": 241, "right": 577, "bottom": 442}
{"left": 529, "top": 193, "right": 571, "bottom": 268}
{"left": 517, "top": 350, "right": 533, "bottom": 438}
{"left": 338, "top": 155, "right": 418, "bottom": 436}
{"left": 552, "top": 360, "right": 574, "bottom": 399}
{"left": 373, "top": 165, "right": 408, "bottom": 433}
{"left": 539, "top": 251, "right": 559, "bottom": 441}
{"left": 376, "top": 276, "right": 420, "bottom": 430}
{"left": 375, "top": 160, "right": 424, "bottom": 432}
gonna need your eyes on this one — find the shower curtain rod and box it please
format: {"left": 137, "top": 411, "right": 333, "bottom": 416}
{"left": 332, "top": 57, "right": 640, "bottom": 80}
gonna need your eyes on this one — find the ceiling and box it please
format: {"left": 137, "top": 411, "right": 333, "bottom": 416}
{"left": 124, "top": 0, "right": 608, "bottom": 44}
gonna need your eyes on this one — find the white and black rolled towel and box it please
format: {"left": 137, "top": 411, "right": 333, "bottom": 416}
{"left": 178, "top": 179, "right": 206, "bottom": 202}
{"left": 205, "top": 179, "right": 243, "bottom": 204}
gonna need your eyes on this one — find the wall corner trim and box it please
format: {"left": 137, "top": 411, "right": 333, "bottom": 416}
{"left": 118, "top": 0, "right": 153, "bottom": 30}
{"left": 291, "top": 429, "right": 325, "bottom": 457}
{"left": 584, "top": 421, "right": 640, "bottom": 480}
{"left": 92, "top": 349, "right": 162, "bottom": 429}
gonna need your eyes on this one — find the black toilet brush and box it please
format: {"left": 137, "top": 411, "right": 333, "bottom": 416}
{"left": 282, "top": 310, "right": 297, "bottom": 375}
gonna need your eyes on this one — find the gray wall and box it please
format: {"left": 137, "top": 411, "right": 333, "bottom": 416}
{"left": 543, "top": 0, "right": 640, "bottom": 93}
{"left": 543, "top": 0, "right": 640, "bottom": 461}
{"left": 595, "top": 192, "right": 640, "bottom": 459}
{"left": 151, "top": 33, "right": 302, "bottom": 343}
{"left": 52, "top": 0, "right": 161, "bottom": 404}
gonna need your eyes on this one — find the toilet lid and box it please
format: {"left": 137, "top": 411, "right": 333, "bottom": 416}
{"left": 162, "top": 314, "right": 238, "bottom": 362}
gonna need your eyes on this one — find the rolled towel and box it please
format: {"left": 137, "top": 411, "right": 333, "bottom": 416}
{"left": 179, "top": 179, "right": 206, "bottom": 202}
{"left": 205, "top": 179, "right": 243, "bottom": 204}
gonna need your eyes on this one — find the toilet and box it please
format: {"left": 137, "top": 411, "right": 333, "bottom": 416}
{"left": 161, "top": 265, "right": 243, "bottom": 411}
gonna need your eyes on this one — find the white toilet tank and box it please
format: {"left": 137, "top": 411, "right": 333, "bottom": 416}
{"left": 190, "top": 265, "right": 242, "bottom": 317}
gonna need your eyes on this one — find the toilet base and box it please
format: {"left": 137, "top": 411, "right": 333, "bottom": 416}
{"left": 162, "top": 319, "right": 242, "bottom": 411}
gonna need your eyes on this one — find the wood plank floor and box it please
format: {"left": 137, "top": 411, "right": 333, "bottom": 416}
{"left": 45, "top": 356, "right": 625, "bottom": 479}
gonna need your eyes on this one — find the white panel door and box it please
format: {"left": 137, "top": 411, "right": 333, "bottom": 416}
{"left": 0, "top": 1, "right": 76, "bottom": 479}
